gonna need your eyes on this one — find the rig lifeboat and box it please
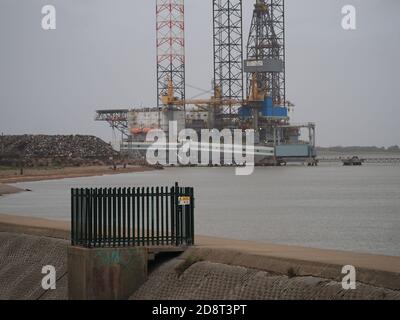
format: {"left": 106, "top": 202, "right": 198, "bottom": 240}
{"left": 131, "top": 128, "right": 143, "bottom": 135}
{"left": 142, "top": 128, "right": 153, "bottom": 134}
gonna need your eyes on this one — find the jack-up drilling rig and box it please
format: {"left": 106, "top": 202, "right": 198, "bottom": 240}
{"left": 96, "top": 0, "right": 317, "bottom": 166}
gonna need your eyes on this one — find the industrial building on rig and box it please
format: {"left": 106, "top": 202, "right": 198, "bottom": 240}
{"left": 96, "top": 0, "right": 317, "bottom": 166}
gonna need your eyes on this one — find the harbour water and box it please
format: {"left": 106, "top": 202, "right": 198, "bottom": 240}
{"left": 1, "top": 163, "right": 399, "bottom": 256}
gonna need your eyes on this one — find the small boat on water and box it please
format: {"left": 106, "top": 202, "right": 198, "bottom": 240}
{"left": 342, "top": 156, "right": 363, "bottom": 166}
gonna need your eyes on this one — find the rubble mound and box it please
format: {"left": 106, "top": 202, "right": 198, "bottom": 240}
{"left": 0, "top": 135, "right": 119, "bottom": 167}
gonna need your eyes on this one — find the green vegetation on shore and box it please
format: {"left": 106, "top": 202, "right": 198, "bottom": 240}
{"left": 0, "top": 166, "right": 14, "bottom": 171}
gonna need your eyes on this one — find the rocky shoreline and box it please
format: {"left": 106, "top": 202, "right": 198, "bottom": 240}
{"left": 0, "top": 135, "right": 120, "bottom": 167}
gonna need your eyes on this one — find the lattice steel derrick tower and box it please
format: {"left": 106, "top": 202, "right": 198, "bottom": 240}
{"left": 246, "top": 0, "right": 285, "bottom": 106}
{"left": 213, "top": 0, "right": 244, "bottom": 118}
{"left": 156, "top": 0, "right": 185, "bottom": 108}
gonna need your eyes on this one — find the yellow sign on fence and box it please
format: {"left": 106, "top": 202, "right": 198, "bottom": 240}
{"left": 178, "top": 196, "right": 191, "bottom": 206}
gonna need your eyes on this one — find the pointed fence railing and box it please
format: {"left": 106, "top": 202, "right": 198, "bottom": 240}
{"left": 71, "top": 183, "right": 194, "bottom": 248}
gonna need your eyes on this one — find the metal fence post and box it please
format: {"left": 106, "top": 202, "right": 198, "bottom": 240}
{"left": 175, "top": 182, "right": 180, "bottom": 246}
{"left": 71, "top": 189, "right": 75, "bottom": 246}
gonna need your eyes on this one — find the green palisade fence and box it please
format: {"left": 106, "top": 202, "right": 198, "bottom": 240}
{"left": 71, "top": 183, "right": 194, "bottom": 248}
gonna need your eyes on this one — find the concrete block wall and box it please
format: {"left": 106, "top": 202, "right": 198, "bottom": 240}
{"left": 68, "top": 246, "right": 148, "bottom": 300}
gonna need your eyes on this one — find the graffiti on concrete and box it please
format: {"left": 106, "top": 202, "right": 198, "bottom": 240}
{"left": 94, "top": 248, "right": 145, "bottom": 269}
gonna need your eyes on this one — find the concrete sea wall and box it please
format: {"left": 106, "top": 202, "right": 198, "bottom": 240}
{"left": 0, "top": 216, "right": 399, "bottom": 300}
{"left": 131, "top": 257, "right": 400, "bottom": 300}
{"left": 0, "top": 232, "right": 68, "bottom": 300}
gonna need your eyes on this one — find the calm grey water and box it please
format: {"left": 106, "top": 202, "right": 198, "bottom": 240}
{"left": 1, "top": 164, "right": 399, "bottom": 256}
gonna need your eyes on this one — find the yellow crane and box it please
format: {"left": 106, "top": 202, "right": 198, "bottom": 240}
{"left": 161, "top": 79, "right": 244, "bottom": 111}
{"left": 160, "top": 73, "right": 272, "bottom": 110}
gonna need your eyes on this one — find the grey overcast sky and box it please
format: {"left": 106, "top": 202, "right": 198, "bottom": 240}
{"left": 0, "top": 0, "right": 399, "bottom": 147}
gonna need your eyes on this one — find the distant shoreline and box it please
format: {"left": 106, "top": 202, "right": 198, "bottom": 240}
{"left": 317, "top": 146, "right": 400, "bottom": 154}
{"left": 0, "top": 165, "right": 157, "bottom": 185}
